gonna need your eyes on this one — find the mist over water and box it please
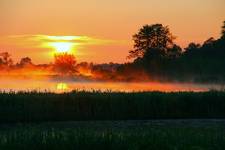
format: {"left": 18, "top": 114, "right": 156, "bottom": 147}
{"left": 0, "top": 78, "right": 224, "bottom": 93}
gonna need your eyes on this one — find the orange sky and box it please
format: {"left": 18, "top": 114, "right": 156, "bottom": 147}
{"left": 0, "top": 0, "right": 224, "bottom": 64}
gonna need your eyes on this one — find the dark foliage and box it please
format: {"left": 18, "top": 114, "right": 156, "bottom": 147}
{"left": 128, "top": 24, "right": 175, "bottom": 59}
{"left": 0, "top": 121, "right": 224, "bottom": 150}
{"left": 0, "top": 52, "right": 13, "bottom": 67}
{"left": 0, "top": 91, "right": 225, "bottom": 123}
{"left": 54, "top": 53, "right": 77, "bottom": 75}
{"left": 123, "top": 21, "right": 225, "bottom": 82}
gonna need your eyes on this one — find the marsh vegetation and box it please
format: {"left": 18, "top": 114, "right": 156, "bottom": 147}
{"left": 0, "top": 91, "right": 225, "bottom": 122}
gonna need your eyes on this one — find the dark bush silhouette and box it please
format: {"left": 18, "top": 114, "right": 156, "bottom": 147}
{"left": 18, "top": 57, "right": 33, "bottom": 67}
{"left": 54, "top": 53, "right": 77, "bottom": 75}
{"left": 0, "top": 52, "right": 13, "bottom": 67}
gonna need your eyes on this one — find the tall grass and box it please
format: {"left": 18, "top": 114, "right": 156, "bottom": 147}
{"left": 0, "top": 91, "right": 225, "bottom": 122}
{"left": 0, "top": 121, "right": 224, "bottom": 150}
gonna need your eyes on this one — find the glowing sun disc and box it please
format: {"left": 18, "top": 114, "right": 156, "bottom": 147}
{"left": 56, "top": 83, "right": 69, "bottom": 91}
{"left": 51, "top": 42, "right": 73, "bottom": 53}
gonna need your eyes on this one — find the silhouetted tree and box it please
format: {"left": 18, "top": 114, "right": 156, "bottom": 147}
{"left": 0, "top": 52, "right": 13, "bottom": 67}
{"left": 167, "top": 44, "right": 182, "bottom": 59}
{"left": 184, "top": 42, "right": 201, "bottom": 54}
{"left": 218, "top": 21, "right": 225, "bottom": 48}
{"left": 54, "top": 53, "right": 77, "bottom": 75}
{"left": 19, "top": 57, "right": 33, "bottom": 67}
{"left": 128, "top": 24, "right": 175, "bottom": 59}
{"left": 221, "top": 21, "right": 225, "bottom": 39}
{"left": 203, "top": 37, "right": 215, "bottom": 46}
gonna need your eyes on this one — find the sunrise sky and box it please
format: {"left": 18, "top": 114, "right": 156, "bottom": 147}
{"left": 0, "top": 0, "right": 225, "bottom": 64}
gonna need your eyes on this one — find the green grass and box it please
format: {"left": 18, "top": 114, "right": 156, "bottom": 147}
{"left": 0, "top": 91, "right": 225, "bottom": 122}
{"left": 0, "top": 120, "right": 224, "bottom": 150}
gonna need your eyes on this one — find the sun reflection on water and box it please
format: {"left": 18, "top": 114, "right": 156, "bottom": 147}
{"left": 56, "top": 83, "right": 69, "bottom": 91}
{"left": 0, "top": 78, "right": 222, "bottom": 93}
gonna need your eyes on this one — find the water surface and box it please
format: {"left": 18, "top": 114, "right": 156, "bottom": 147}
{"left": 0, "top": 78, "right": 223, "bottom": 93}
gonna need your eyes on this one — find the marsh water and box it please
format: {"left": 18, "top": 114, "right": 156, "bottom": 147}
{"left": 0, "top": 78, "right": 224, "bottom": 93}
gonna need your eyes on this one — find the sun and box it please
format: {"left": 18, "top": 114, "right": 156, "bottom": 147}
{"left": 51, "top": 42, "right": 73, "bottom": 53}
{"left": 56, "top": 83, "right": 69, "bottom": 91}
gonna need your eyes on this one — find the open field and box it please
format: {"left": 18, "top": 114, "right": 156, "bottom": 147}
{"left": 0, "top": 120, "right": 224, "bottom": 150}
{"left": 0, "top": 91, "right": 225, "bottom": 122}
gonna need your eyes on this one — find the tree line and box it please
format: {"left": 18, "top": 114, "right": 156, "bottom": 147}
{"left": 117, "top": 21, "right": 225, "bottom": 83}
{"left": 0, "top": 21, "right": 225, "bottom": 82}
